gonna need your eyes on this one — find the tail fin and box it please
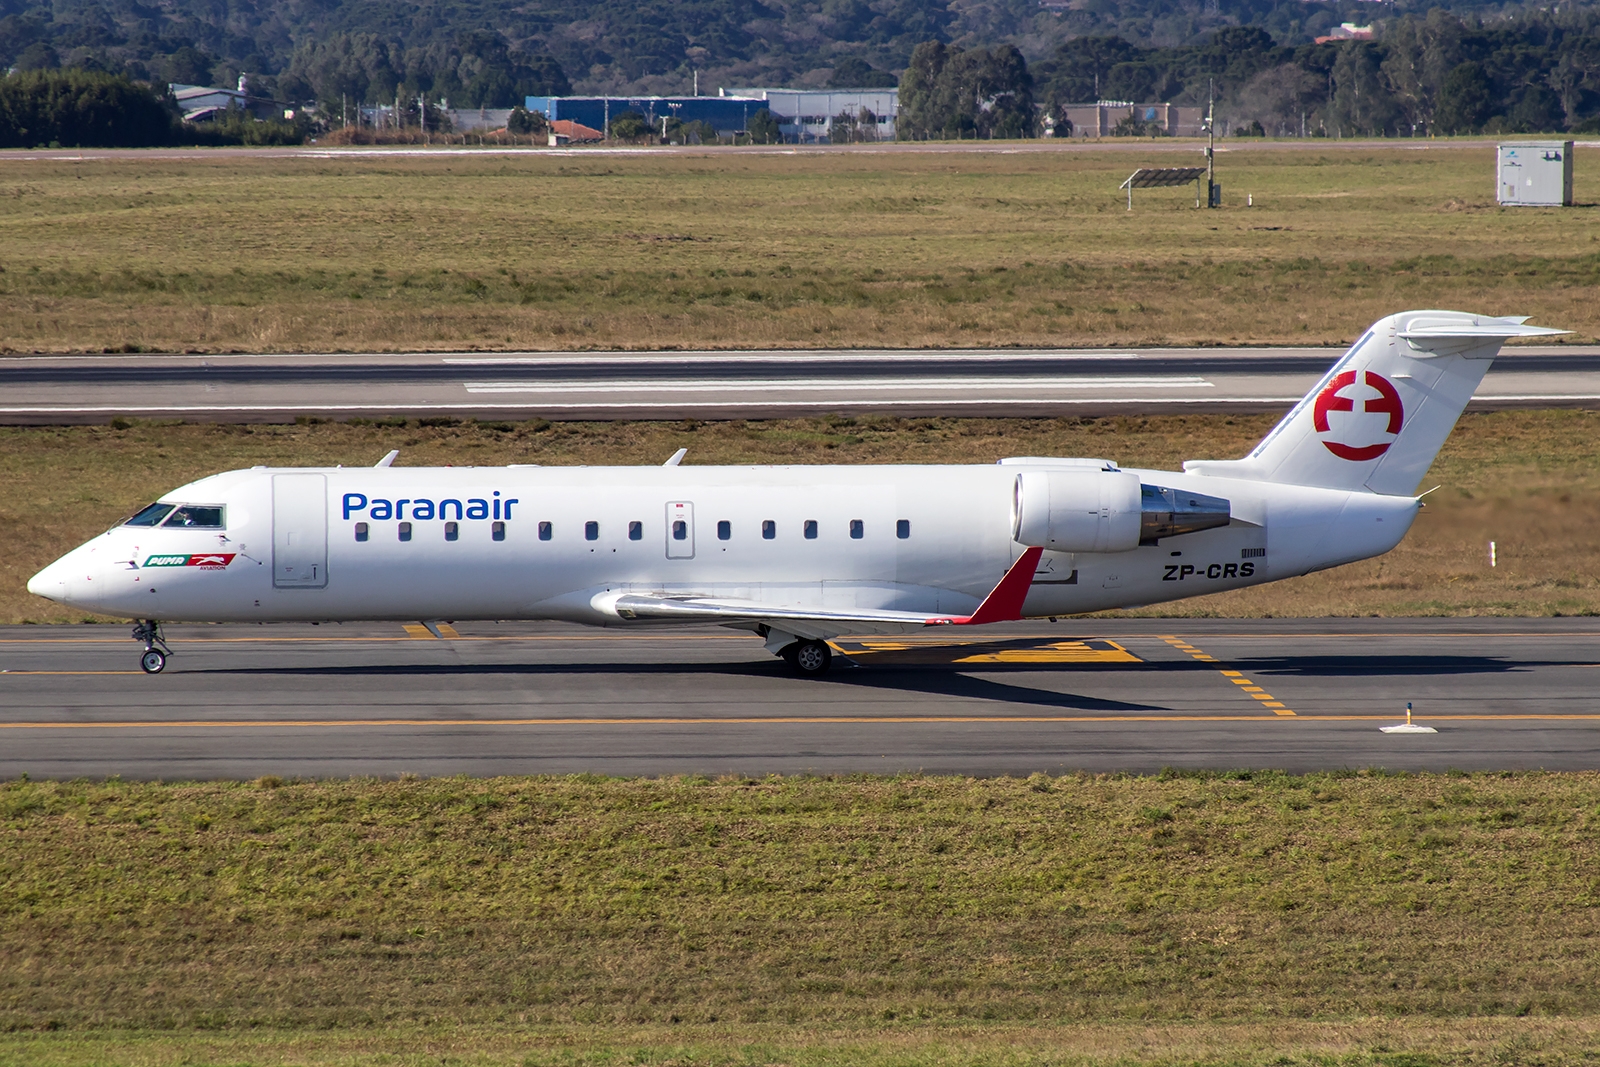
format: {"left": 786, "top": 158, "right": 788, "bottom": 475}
{"left": 1184, "top": 311, "right": 1566, "bottom": 495}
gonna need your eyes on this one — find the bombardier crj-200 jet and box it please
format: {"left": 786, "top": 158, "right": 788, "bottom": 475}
{"left": 29, "top": 310, "right": 1564, "bottom": 676}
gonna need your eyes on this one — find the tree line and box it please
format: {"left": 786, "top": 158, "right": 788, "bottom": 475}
{"left": 902, "top": 11, "right": 1600, "bottom": 138}
{"left": 0, "top": 70, "right": 306, "bottom": 149}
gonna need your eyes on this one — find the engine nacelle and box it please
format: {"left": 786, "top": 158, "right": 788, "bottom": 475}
{"left": 1013, "top": 472, "right": 1232, "bottom": 553}
{"left": 1012, "top": 469, "right": 1142, "bottom": 552}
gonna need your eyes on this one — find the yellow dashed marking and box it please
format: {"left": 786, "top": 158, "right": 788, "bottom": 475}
{"left": 403, "top": 623, "right": 462, "bottom": 640}
{"left": 953, "top": 640, "right": 1140, "bottom": 664}
{"left": 1161, "top": 635, "right": 1296, "bottom": 716}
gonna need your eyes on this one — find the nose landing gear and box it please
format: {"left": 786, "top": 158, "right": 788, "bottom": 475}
{"left": 132, "top": 620, "right": 172, "bottom": 674}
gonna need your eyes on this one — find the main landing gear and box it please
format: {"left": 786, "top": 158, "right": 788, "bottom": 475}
{"left": 781, "top": 639, "right": 833, "bottom": 677}
{"left": 132, "top": 619, "right": 172, "bottom": 674}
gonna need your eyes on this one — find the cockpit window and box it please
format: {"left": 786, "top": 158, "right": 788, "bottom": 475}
{"left": 124, "top": 503, "right": 175, "bottom": 527}
{"left": 161, "top": 505, "right": 225, "bottom": 529}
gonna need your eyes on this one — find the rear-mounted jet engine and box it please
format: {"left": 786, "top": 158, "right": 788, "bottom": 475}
{"left": 1011, "top": 469, "right": 1230, "bottom": 552}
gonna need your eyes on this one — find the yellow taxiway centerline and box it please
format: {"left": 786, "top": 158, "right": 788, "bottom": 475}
{"left": 1161, "top": 634, "right": 1296, "bottom": 715}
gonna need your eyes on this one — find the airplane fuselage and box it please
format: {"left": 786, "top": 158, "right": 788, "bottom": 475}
{"left": 33, "top": 461, "right": 1419, "bottom": 626}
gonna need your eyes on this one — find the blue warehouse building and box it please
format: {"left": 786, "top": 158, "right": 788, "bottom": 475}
{"left": 524, "top": 95, "right": 764, "bottom": 137}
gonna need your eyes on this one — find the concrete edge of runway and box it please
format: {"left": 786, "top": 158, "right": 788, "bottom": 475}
{"left": 0, "top": 396, "right": 1593, "bottom": 426}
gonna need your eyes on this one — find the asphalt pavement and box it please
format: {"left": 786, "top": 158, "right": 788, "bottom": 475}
{"left": 4, "top": 618, "right": 1598, "bottom": 778}
{"left": 4, "top": 345, "right": 1598, "bottom": 422}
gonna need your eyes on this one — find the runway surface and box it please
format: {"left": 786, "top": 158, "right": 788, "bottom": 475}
{"left": 4, "top": 345, "right": 1597, "bottom": 422}
{"left": 2, "top": 138, "right": 1552, "bottom": 163}
{"left": 4, "top": 618, "right": 1599, "bottom": 778}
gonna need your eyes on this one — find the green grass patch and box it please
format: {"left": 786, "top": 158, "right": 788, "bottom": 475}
{"left": 2, "top": 145, "right": 1598, "bottom": 354}
{"left": 5, "top": 773, "right": 1600, "bottom": 1062}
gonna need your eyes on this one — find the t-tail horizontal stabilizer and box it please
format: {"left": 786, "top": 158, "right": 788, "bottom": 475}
{"left": 1183, "top": 311, "right": 1567, "bottom": 496}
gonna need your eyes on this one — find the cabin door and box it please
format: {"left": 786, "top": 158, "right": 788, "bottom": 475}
{"left": 273, "top": 473, "right": 328, "bottom": 588}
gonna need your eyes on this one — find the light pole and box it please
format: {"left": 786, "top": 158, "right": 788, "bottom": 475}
{"left": 1205, "top": 79, "right": 1216, "bottom": 209}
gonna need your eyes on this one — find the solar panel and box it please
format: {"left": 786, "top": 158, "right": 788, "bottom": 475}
{"left": 1120, "top": 167, "right": 1207, "bottom": 190}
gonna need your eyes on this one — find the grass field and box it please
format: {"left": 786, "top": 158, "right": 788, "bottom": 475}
{"left": 8, "top": 408, "right": 1600, "bottom": 624}
{"left": 1, "top": 143, "right": 1597, "bottom": 354}
{"left": 6, "top": 772, "right": 1600, "bottom": 1065}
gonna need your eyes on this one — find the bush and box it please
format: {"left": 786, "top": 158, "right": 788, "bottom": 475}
{"left": 186, "top": 107, "right": 310, "bottom": 146}
{"left": 0, "top": 69, "right": 179, "bottom": 148}
{"left": 608, "top": 110, "right": 650, "bottom": 140}
{"left": 746, "top": 107, "right": 782, "bottom": 144}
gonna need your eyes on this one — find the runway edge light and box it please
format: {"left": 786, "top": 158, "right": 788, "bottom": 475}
{"left": 1381, "top": 701, "right": 1438, "bottom": 735}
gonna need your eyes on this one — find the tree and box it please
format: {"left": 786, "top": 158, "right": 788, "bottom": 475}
{"left": 609, "top": 110, "right": 650, "bottom": 140}
{"left": 829, "top": 57, "right": 896, "bottom": 88}
{"left": 1327, "top": 42, "right": 1402, "bottom": 136}
{"left": 1035, "top": 36, "right": 1144, "bottom": 105}
{"left": 163, "top": 45, "right": 215, "bottom": 86}
{"left": 1435, "top": 61, "right": 1491, "bottom": 134}
{"left": 895, "top": 41, "right": 1034, "bottom": 139}
{"left": 507, "top": 104, "right": 547, "bottom": 135}
{"left": 1232, "top": 63, "right": 1326, "bottom": 136}
{"left": 0, "top": 70, "right": 178, "bottom": 148}
{"left": 13, "top": 42, "right": 59, "bottom": 71}
{"left": 746, "top": 107, "right": 782, "bottom": 143}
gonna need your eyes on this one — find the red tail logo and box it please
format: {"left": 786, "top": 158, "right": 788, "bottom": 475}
{"left": 1313, "top": 370, "right": 1404, "bottom": 461}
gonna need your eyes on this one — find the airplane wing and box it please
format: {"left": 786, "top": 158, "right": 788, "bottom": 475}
{"left": 603, "top": 547, "right": 1044, "bottom": 637}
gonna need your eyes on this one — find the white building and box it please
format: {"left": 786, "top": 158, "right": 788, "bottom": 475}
{"left": 169, "top": 82, "right": 247, "bottom": 123}
{"left": 721, "top": 87, "right": 898, "bottom": 143}
{"left": 446, "top": 108, "right": 514, "bottom": 132}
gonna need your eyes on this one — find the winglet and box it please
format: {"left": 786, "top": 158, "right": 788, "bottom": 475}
{"left": 663, "top": 448, "right": 688, "bottom": 467}
{"left": 954, "top": 546, "right": 1044, "bottom": 625}
{"left": 375, "top": 449, "right": 400, "bottom": 468}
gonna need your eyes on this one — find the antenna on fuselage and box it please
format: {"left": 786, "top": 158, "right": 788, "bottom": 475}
{"left": 663, "top": 448, "right": 687, "bottom": 467}
{"left": 375, "top": 449, "right": 400, "bottom": 468}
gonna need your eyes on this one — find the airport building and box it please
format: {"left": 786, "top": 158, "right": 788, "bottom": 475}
{"left": 523, "top": 95, "right": 763, "bottom": 139}
{"left": 1049, "top": 101, "right": 1204, "bottom": 138}
{"left": 720, "top": 88, "right": 899, "bottom": 143}
{"left": 523, "top": 89, "right": 900, "bottom": 143}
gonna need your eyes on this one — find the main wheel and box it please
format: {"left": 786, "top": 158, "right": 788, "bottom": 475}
{"left": 139, "top": 649, "right": 166, "bottom": 674}
{"left": 787, "top": 639, "right": 833, "bottom": 676}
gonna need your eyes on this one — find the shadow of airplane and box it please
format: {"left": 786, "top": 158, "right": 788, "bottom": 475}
{"left": 196, "top": 657, "right": 1166, "bottom": 713}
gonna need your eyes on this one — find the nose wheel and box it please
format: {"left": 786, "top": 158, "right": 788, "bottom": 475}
{"left": 132, "top": 620, "right": 172, "bottom": 674}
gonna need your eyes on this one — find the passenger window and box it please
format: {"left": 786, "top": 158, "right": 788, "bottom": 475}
{"left": 804, "top": 519, "right": 817, "bottom": 540}
{"left": 629, "top": 521, "right": 643, "bottom": 541}
{"left": 897, "top": 519, "right": 911, "bottom": 539}
{"left": 355, "top": 522, "right": 369, "bottom": 542}
{"left": 762, "top": 519, "right": 776, "bottom": 540}
{"left": 850, "top": 519, "right": 864, "bottom": 539}
{"left": 492, "top": 521, "right": 506, "bottom": 542}
{"left": 398, "top": 522, "right": 413, "bottom": 542}
{"left": 163, "top": 505, "right": 225, "bottom": 529}
{"left": 444, "top": 521, "right": 459, "bottom": 542}
{"left": 672, "top": 520, "right": 688, "bottom": 541}
{"left": 124, "top": 503, "right": 175, "bottom": 527}
{"left": 585, "top": 521, "right": 599, "bottom": 541}
{"left": 717, "top": 520, "right": 731, "bottom": 541}
{"left": 538, "top": 521, "right": 552, "bottom": 541}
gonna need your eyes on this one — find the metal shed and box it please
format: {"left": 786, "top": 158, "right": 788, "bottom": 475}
{"left": 1497, "top": 141, "right": 1574, "bottom": 207}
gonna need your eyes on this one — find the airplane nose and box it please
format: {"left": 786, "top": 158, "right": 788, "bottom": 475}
{"left": 27, "top": 559, "right": 65, "bottom": 600}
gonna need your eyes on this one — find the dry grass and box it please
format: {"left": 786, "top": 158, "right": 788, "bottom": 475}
{"left": 9, "top": 409, "right": 1600, "bottom": 624}
{"left": 1, "top": 145, "right": 1597, "bottom": 354}
{"left": 7, "top": 1017, "right": 1600, "bottom": 1065}
{"left": 6, "top": 772, "right": 1600, "bottom": 1062}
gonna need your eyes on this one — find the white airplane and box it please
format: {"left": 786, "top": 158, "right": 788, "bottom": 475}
{"left": 28, "top": 310, "right": 1563, "bottom": 676}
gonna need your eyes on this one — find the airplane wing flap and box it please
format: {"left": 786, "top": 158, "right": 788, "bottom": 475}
{"left": 609, "top": 592, "right": 953, "bottom": 628}
{"left": 600, "top": 547, "right": 1046, "bottom": 635}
